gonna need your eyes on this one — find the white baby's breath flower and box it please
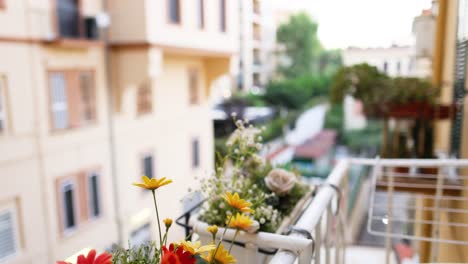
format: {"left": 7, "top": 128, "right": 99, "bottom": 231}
{"left": 219, "top": 203, "right": 225, "bottom": 209}
{"left": 231, "top": 112, "right": 237, "bottom": 117}
{"left": 256, "top": 143, "right": 262, "bottom": 150}
{"left": 257, "top": 136, "right": 263, "bottom": 141}
{"left": 226, "top": 210, "right": 232, "bottom": 216}
{"left": 259, "top": 218, "right": 266, "bottom": 224}
{"left": 234, "top": 148, "right": 239, "bottom": 154}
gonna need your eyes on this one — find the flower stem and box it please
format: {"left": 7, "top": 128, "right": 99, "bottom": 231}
{"left": 210, "top": 215, "right": 233, "bottom": 264}
{"left": 151, "top": 190, "right": 163, "bottom": 248}
{"left": 228, "top": 229, "right": 240, "bottom": 253}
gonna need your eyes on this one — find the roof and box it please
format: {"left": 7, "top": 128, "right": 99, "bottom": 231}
{"left": 293, "top": 130, "right": 337, "bottom": 159}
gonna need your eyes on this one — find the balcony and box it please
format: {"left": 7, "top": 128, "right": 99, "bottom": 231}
{"left": 188, "top": 158, "right": 468, "bottom": 263}
{"left": 55, "top": 0, "right": 100, "bottom": 41}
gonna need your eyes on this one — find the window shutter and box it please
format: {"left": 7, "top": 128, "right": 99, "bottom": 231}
{"left": 49, "top": 72, "right": 69, "bottom": 130}
{"left": 0, "top": 212, "right": 16, "bottom": 260}
{"left": 450, "top": 0, "right": 468, "bottom": 157}
{"left": 137, "top": 83, "right": 152, "bottom": 115}
{"left": 67, "top": 72, "right": 82, "bottom": 128}
{"left": 79, "top": 71, "right": 96, "bottom": 123}
{"left": 77, "top": 172, "right": 89, "bottom": 222}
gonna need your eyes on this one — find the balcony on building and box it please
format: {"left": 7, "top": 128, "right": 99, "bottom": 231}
{"left": 55, "top": 0, "right": 100, "bottom": 43}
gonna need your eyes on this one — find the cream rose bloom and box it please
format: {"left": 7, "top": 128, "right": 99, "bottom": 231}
{"left": 264, "top": 168, "right": 296, "bottom": 195}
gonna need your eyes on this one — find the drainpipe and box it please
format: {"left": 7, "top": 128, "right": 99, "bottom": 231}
{"left": 101, "top": 0, "right": 123, "bottom": 247}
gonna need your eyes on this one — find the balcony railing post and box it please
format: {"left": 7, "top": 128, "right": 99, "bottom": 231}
{"left": 315, "top": 217, "right": 322, "bottom": 263}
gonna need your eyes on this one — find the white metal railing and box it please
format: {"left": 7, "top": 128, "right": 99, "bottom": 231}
{"left": 190, "top": 158, "right": 468, "bottom": 263}
{"left": 269, "top": 159, "right": 349, "bottom": 264}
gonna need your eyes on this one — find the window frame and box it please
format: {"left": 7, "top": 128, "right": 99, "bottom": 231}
{"left": 167, "top": 0, "right": 181, "bottom": 25}
{"left": 60, "top": 179, "right": 79, "bottom": 234}
{"left": 0, "top": 205, "right": 21, "bottom": 262}
{"left": 87, "top": 171, "right": 101, "bottom": 219}
{"left": 47, "top": 69, "right": 97, "bottom": 132}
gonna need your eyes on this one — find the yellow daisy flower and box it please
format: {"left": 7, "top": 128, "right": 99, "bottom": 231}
{"left": 228, "top": 213, "right": 254, "bottom": 231}
{"left": 180, "top": 240, "right": 216, "bottom": 255}
{"left": 202, "top": 244, "right": 236, "bottom": 264}
{"left": 223, "top": 192, "right": 254, "bottom": 213}
{"left": 132, "top": 175, "right": 172, "bottom": 190}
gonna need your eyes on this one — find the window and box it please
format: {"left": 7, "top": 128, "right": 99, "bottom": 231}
{"left": 88, "top": 172, "right": 100, "bottom": 218}
{"left": 61, "top": 181, "right": 77, "bottom": 231}
{"left": 0, "top": 78, "right": 6, "bottom": 133}
{"left": 0, "top": 210, "right": 18, "bottom": 261}
{"left": 188, "top": 69, "right": 200, "bottom": 104}
{"left": 142, "top": 154, "right": 154, "bottom": 179}
{"left": 168, "top": 0, "right": 181, "bottom": 24}
{"left": 49, "top": 72, "right": 69, "bottom": 130}
{"left": 192, "top": 139, "right": 200, "bottom": 168}
{"left": 57, "top": 0, "right": 81, "bottom": 38}
{"left": 198, "top": 0, "right": 205, "bottom": 29}
{"left": 219, "top": 0, "right": 226, "bottom": 32}
{"left": 383, "top": 61, "right": 388, "bottom": 73}
{"left": 137, "top": 83, "right": 153, "bottom": 115}
{"left": 79, "top": 72, "right": 96, "bottom": 123}
{"left": 49, "top": 70, "right": 96, "bottom": 130}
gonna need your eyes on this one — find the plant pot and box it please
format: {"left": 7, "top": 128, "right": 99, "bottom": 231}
{"left": 190, "top": 190, "right": 314, "bottom": 263}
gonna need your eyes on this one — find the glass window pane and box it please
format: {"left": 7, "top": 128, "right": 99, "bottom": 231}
{"left": 144, "top": 155, "right": 154, "bottom": 179}
{"left": 63, "top": 186, "right": 75, "bottom": 229}
{"left": 89, "top": 173, "right": 100, "bottom": 217}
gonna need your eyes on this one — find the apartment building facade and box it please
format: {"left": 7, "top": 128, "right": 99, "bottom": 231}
{"left": 237, "top": 0, "right": 275, "bottom": 92}
{"left": 0, "top": 0, "right": 238, "bottom": 263}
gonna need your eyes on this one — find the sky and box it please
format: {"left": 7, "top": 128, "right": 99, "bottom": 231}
{"left": 273, "top": 0, "right": 433, "bottom": 49}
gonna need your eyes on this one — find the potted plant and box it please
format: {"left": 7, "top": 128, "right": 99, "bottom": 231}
{"left": 187, "top": 117, "right": 312, "bottom": 263}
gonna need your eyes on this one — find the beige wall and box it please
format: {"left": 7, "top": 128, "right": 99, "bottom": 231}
{"left": 0, "top": 0, "right": 236, "bottom": 262}
{"left": 109, "top": 0, "right": 239, "bottom": 55}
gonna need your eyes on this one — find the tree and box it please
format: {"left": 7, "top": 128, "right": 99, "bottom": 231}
{"left": 276, "top": 13, "right": 323, "bottom": 78}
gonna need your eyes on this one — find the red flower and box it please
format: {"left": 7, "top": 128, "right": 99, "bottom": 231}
{"left": 161, "top": 244, "right": 196, "bottom": 264}
{"left": 56, "top": 249, "right": 112, "bottom": 264}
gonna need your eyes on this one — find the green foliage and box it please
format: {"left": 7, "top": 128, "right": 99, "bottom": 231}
{"left": 342, "top": 121, "right": 383, "bottom": 153}
{"left": 330, "top": 63, "right": 388, "bottom": 106}
{"left": 239, "top": 92, "right": 267, "bottom": 107}
{"left": 330, "top": 63, "right": 439, "bottom": 112}
{"left": 324, "top": 104, "right": 344, "bottom": 138}
{"left": 276, "top": 13, "right": 342, "bottom": 78}
{"left": 112, "top": 242, "right": 159, "bottom": 264}
{"left": 277, "top": 13, "right": 323, "bottom": 78}
{"left": 264, "top": 75, "right": 330, "bottom": 110}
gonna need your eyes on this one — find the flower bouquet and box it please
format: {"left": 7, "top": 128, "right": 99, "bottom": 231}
{"left": 190, "top": 117, "right": 312, "bottom": 262}
{"left": 57, "top": 176, "right": 252, "bottom": 264}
